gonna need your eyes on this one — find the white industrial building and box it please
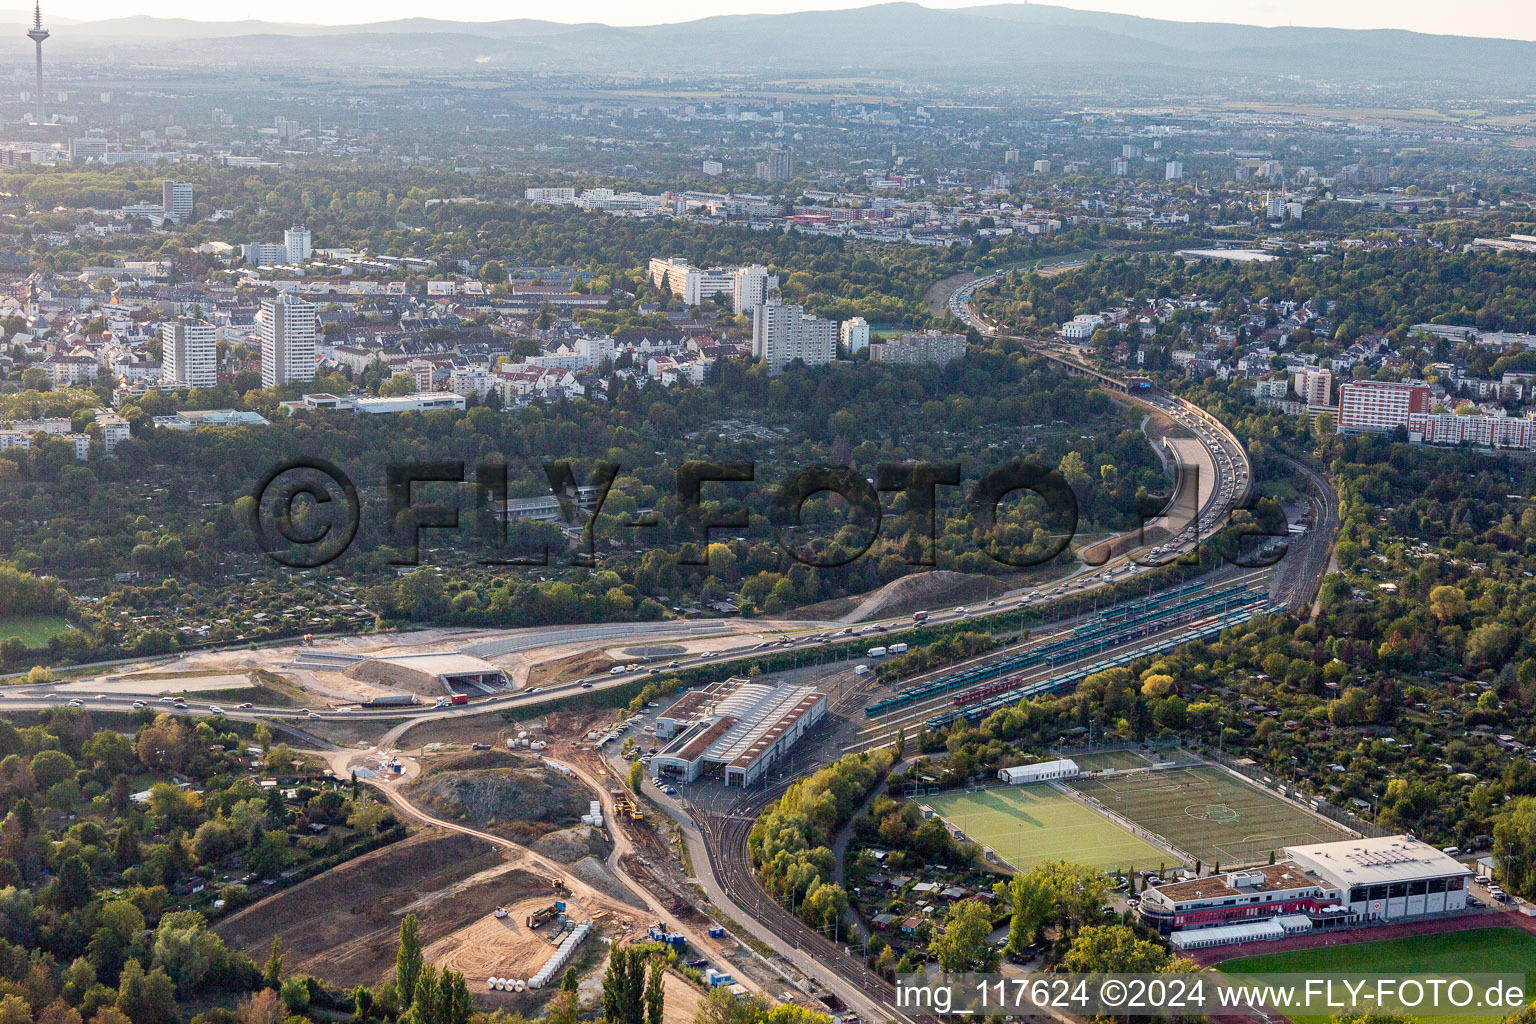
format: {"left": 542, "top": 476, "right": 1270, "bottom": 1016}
{"left": 998, "top": 758, "right": 1080, "bottom": 784}
{"left": 651, "top": 678, "right": 827, "bottom": 787}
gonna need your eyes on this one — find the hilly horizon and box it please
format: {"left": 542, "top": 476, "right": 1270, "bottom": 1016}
{"left": 0, "top": 1, "right": 1530, "bottom": 90}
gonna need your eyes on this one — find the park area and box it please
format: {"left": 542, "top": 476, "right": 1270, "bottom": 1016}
{"left": 1069, "top": 764, "right": 1352, "bottom": 867}
{"left": 1219, "top": 926, "right": 1536, "bottom": 1024}
{"left": 922, "top": 783, "right": 1168, "bottom": 873}
{"left": 0, "top": 614, "right": 71, "bottom": 649}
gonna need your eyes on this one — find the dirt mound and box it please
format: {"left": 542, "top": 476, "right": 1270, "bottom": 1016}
{"left": 836, "top": 570, "right": 1009, "bottom": 623}
{"left": 405, "top": 759, "right": 591, "bottom": 842}
{"left": 532, "top": 825, "right": 610, "bottom": 863}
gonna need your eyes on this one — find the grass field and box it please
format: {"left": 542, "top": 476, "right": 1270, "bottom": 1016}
{"left": 1069, "top": 764, "right": 1351, "bottom": 867}
{"left": 922, "top": 784, "right": 1167, "bottom": 873}
{"left": 1071, "top": 749, "right": 1153, "bottom": 771}
{"left": 0, "top": 614, "right": 71, "bottom": 649}
{"left": 1219, "top": 927, "right": 1536, "bottom": 1024}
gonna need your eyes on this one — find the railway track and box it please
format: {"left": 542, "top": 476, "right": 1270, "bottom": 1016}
{"left": 696, "top": 789, "right": 935, "bottom": 1024}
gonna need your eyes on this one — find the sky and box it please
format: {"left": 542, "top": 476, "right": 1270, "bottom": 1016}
{"left": 18, "top": 0, "right": 1536, "bottom": 40}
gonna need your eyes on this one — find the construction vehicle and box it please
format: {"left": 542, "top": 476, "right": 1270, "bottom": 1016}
{"left": 552, "top": 877, "right": 568, "bottom": 894}
{"left": 527, "top": 904, "right": 560, "bottom": 928}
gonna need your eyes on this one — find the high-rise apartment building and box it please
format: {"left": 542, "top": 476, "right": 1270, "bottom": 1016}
{"left": 1164, "top": 161, "right": 1183, "bottom": 180}
{"left": 751, "top": 301, "right": 837, "bottom": 374}
{"left": 161, "top": 180, "right": 194, "bottom": 223}
{"left": 258, "top": 295, "right": 318, "bottom": 388}
{"left": 1336, "top": 380, "right": 1430, "bottom": 434}
{"left": 840, "top": 317, "right": 870, "bottom": 355}
{"left": 1295, "top": 366, "right": 1333, "bottom": 407}
{"left": 730, "top": 264, "right": 774, "bottom": 314}
{"left": 870, "top": 330, "right": 967, "bottom": 367}
{"left": 162, "top": 319, "right": 217, "bottom": 388}
{"left": 754, "top": 147, "right": 792, "bottom": 181}
{"left": 284, "top": 226, "right": 312, "bottom": 262}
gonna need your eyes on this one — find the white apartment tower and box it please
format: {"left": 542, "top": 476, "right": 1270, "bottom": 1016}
{"left": 752, "top": 301, "right": 837, "bottom": 374}
{"left": 1165, "top": 161, "right": 1183, "bottom": 181}
{"left": 161, "top": 180, "right": 194, "bottom": 223}
{"left": 162, "top": 319, "right": 217, "bottom": 388}
{"left": 730, "top": 264, "right": 774, "bottom": 314}
{"left": 840, "top": 316, "right": 870, "bottom": 355}
{"left": 258, "top": 294, "right": 318, "bottom": 388}
{"left": 284, "top": 226, "right": 312, "bottom": 262}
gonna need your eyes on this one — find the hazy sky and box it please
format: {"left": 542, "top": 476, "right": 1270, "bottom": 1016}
{"left": 29, "top": 0, "right": 1536, "bottom": 40}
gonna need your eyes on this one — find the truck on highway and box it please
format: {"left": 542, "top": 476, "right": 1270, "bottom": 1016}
{"left": 450, "top": 694, "right": 469, "bottom": 705}
{"left": 364, "top": 694, "right": 421, "bottom": 708}
{"left": 888, "top": 642, "right": 908, "bottom": 654}
{"left": 866, "top": 646, "right": 887, "bottom": 658}
{"left": 912, "top": 610, "right": 929, "bottom": 623}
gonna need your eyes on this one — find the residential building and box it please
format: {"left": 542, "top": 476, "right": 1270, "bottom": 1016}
{"left": 1336, "top": 380, "right": 1431, "bottom": 433}
{"left": 870, "top": 330, "right": 967, "bottom": 367}
{"left": 162, "top": 318, "right": 217, "bottom": 388}
{"left": 1295, "top": 365, "right": 1333, "bottom": 407}
{"left": 754, "top": 147, "right": 792, "bottom": 181}
{"left": 284, "top": 226, "right": 312, "bottom": 262}
{"left": 840, "top": 316, "right": 870, "bottom": 355}
{"left": 751, "top": 300, "right": 837, "bottom": 373}
{"left": 258, "top": 294, "right": 318, "bottom": 388}
{"left": 730, "top": 264, "right": 775, "bottom": 314}
{"left": 1165, "top": 160, "right": 1183, "bottom": 180}
{"left": 161, "top": 180, "right": 194, "bottom": 223}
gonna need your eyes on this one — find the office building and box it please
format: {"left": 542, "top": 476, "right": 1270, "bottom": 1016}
{"left": 751, "top": 301, "right": 837, "bottom": 374}
{"left": 242, "top": 242, "right": 288, "bottom": 267}
{"left": 840, "top": 316, "right": 870, "bottom": 355}
{"left": 162, "top": 319, "right": 217, "bottom": 388}
{"left": 524, "top": 187, "right": 575, "bottom": 204}
{"left": 161, "top": 180, "right": 194, "bottom": 223}
{"left": 70, "top": 136, "right": 107, "bottom": 161}
{"left": 1336, "top": 380, "right": 1430, "bottom": 434}
{"left": 284, "top": 226, "right": 312, "bottom": 262}
{"left": 258, "top": 295, "right": 317, "bottom": 388}
{"left": 870, "top": 330, "right": 967, "bottom": 367}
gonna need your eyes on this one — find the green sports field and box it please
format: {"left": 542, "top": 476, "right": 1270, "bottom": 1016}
{"left": 1070, "top": 764, "right": 1351, "bottom": 866}
{"left": 1070, "top": 749, "right": 1154, "bottom": 771}
{"left": 0, "top": 614, "right": 71, "bottom": 649}
{"left": 921, "top": 784, "right": 1168, "bottom": 873}
{"left": 1219, "top": 927, "right": 1536, "bottom": 1024}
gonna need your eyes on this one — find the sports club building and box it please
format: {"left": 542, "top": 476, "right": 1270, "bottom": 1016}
{"left": 1140, "top": 836, "right": 1471, "bottom": 946}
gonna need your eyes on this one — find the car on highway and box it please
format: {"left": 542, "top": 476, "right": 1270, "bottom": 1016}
{"left": 132, "top": 700, "right": 146, "bottom": 709}
{"left": 307, "top": 711, "right": 321, "bottom": 719}
{"left": 208, "top": 706, "right": 224, "bottom": 715}
{"left": 67, "top": 698, "right": 83, "bottom": 707}
{"left": 239, "top": 702, "right": 253, "bottom": 709}
{"left": 581, "top": 682, "right": 594, "bottom": 689}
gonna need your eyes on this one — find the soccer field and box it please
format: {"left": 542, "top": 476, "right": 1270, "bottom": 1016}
{"left": 0, "top": 614, "right": 71, "bottom": 649}
{"left": 1071, "top": 749, "right": 1154, "bottom": 771}
{"left": 922, "top": 784, "right": 1168, "bottom": 873}
{"left": 1220, "top": 927, "right": 1536, "bottom": 1024}
{"left": 1069, "top": 764, "right": 1352, "bottom": 867}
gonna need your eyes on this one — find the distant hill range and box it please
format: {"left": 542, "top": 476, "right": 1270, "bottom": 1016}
{"left": 4, "top": 2, "right": 1535, "bottom": 90}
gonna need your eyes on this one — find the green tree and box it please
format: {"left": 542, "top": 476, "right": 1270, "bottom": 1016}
{"left": 263, "top": 939, "right": 284, "bottom": 990}
{"left": 929, "top": 900, "right": 996, "bottom": 972}
{"left": 395, "top": 914, "right": 423, "bottom": 1009}
{"left": 644, "top": 958, "right": 665, "bottom": 1024}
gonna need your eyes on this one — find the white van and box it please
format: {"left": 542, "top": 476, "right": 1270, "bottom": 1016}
{"left": 866, "top": 646, "right": 887, "bottom": 658}
{"left": 889, "top": 643, "right": 908, "bottom": 654}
